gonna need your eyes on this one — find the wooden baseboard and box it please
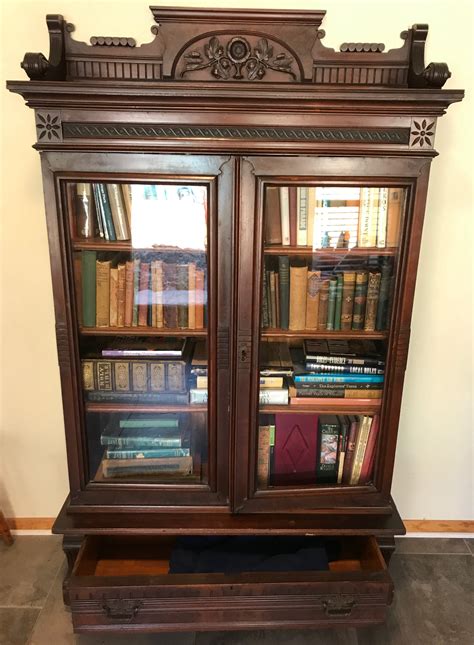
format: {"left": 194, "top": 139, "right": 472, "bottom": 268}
{"left": 6, "top": 517, "right": 474, "bottom": 533}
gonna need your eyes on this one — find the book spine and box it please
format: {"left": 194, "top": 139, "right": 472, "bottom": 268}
{"left": 269, "top": 271, "right": 277, "bottom": 328}
{"left": 120, "top": 184, "right": 133, "bottom": 235}
{"left": 156, "top": 261, "right": 164, "bottom": 328}
{"left": 352, "top": 271, "right": 368, "bottom": 330}
{"left": 97, "top": 183, "right": 116, "bottom": 241}
{"left": 376, "top": 260, "right": 392, "bottom": 330}
{"left": 75, "top": 183, "right": 95, "bottom": 238}
{"left": 294, "top": 374, "right": 384, "bottom": 383}
{"left": 106, "top": 448, "right": 191, "bottom": 459}
{"left": 109, "top": 267, "right": 119, "bottom": 327}
{"left": 119, "top": 419, "right": 179, "bottom": 429}
{"left": 106, "top": 184, "right": 129, "bottom": 240}
{"left": 278, "top": 256, "right": 290, "bottom": 329}
{"left": 190, "top": 389, "right": 208, "bottom": 404}
{"left": 289, "top": 265, "right": 308, "bottom": 330}
{"left": 296, "top": 187, "right": 308, "bottom": 246}
{"left": 317, "top": 279, "right": 330, "bottom": 330}
{"left": 359, "top": 415, "right": 380, "bottom": 484}
{"left": 257, "top": 426, "right": 271, "bottom": 489}
{"left": 124, "top": 260, "right": 134, "bottom": 327}
{"left": 376, "top": 188, "right": 388, "bottom": 247}
{"left": 364, "top": 272, "right": 382, "bottom": 331}
{"left": 340, "top": 272, "right": 356, "bottom": 330}
{"left": 132, "top": 259, "right": 140, "bottom": 326}
{"left": 260, "top": 377, "right": 283, "bottom": 388}
{"left": 368, "top": 187, "right": 380, "bottom": 247}
{"left": 92, "top": 183, "right": 105, "bottom": 239}
{"left": 88, "top": 391, "right": 189, "bottom": 404}
{"left": 138, "top": 262, "right": 150, "bottom": 327}
{"left": 333, "top": 274, "right": 343, "bottom": 331}
{"left": 386, "top": 188, "right": 403, "bottom": 247}
{"left": 350, "top": 416, "right": 372, "bottom": 485}
{"left": 288, "top": 187, "right": 297, "bottom": 246}
{"left": 259, "top": 389, "right": 289, "bottom": 405}
{"left": 303, "top": 364, "right": 384, "bottom": 375}
{"left": 342, "top": 417, "right": 359, "bottom": 484}
{"left": 102, "top": 436, "right": 182, "bottom": 449}
{"left": 337, "top": 415, "right": 350, "bottom": 484}
{"left": 264, "top": 187, "right": 282, "bottom": 244}
{"left": 74, "top": 254, "right": 83, "bottom": 324}
{"left": 326, "top": 276, "right": 337, "bottom": 330}
{"left": 297, "top": 381, "right": 382, "bottom": 390}
{"left": 274, "top": 272, "right": 280, "bottom": 328}
{"left": 95, "top": 260, "right": 111, "bottom": 327}
{"left": 150, "top": 261, "right": 157, "bottom": 327}
{"left": 150, "top": 363, "right": 166, "bottom": 392}
{"left": 177, "top": 264, "right": 189, "bottom": 328}
{"left": 113, "top": 362, "right": 131, "bottom": 391}
{"left": 305, "top": 270, "right": 321, "bottom": 329}
{"left": 195, "top": 269, "right": 205, "bottom": 329}
{"left": 279, "top": 187, "right": 290, "bottom": 246}
{"left": 81, "top": 250, "right": 97, "bottom": 327}
{"left": 103, "top": 456, "right": 193, "bottom": 477}
{"left": 295, "top": 388, "right": 382, "bottom": 399}
{"left": 261, "top": 267, "right": 270, "bottom": 328}
{"left": 306, "top": 187, "right": 316, "bottom": 248}
{"left": 305, "top": 355, "right": 385, "bottom": 368}
{"left": 188, "top": 262, "right": 196, "bottom": 329}
{"left": 117, "top": 263, "right": 126, "bottom": 327}
{"left": 357, "top": 187, "right": 371, "bottom": 247}
{"left": 316, "top": 415, "right": 340, "bottom": 484}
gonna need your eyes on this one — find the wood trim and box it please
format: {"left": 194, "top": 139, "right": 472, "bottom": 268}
{"left": 7, "top": 517, "right": 473, "bottom": 532}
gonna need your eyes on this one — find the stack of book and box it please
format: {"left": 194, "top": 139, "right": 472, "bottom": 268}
{"left": 99, "top": 416, "right": 193, "bottom": 478}
{"left": 264, "top": 185, "right": 403, "bottom": 249}
{"left": 79, "top": 251, "right": 206, "bottom": 329}
{"left": 82, "top": 339, "right": 191, "bottom": 404}
{"left": 74, "top": 183, "right": 132, "bottom": 241}
{"left": 262, "top": 257, "right": 393, "bottom": 331}
{"left": 257, "top": 413, "right": 379, "bottom": 488}
{"left": 259, "top": 341, "right": 292, "bottom": 405}
{"left": 290, "top": 339, "right": 385, "bottom": 406}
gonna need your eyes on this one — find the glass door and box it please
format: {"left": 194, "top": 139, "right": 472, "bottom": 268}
{"left": 234, "top": 156, "right": 411, "bottom": 512}
{"left": 56, "top": 154, "right": 234, "bottom": 507}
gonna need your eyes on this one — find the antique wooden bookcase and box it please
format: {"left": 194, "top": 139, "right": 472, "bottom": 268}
{"left": 8, "top": 7, "right": 463, "bottom": 634}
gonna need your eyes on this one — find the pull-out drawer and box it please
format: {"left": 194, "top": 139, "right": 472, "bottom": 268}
{"left": 69, "top": 535, "right": 393, "bottom": 633}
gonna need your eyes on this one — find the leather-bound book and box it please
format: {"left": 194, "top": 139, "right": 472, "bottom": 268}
{"left": 109, "top": 267, "right": 119, "bottom": 327}
{"left": 316, "top": 415, "right": 340, "bottom": 484}
{"left": 274, "top": 413, "right": 318, "bottom": 485}
{"left": 151, "top": 260, "right": 164, "bottom": 328}
{"left": 326, "top": 276, "right": 338, "bottom": 330}
{"left": 132, "top": 259, "right": 140, "bottom": 327}
{"left": 163, "top": 263, "right": 178, "bottom": 328}
{"left": 261, "top": 268, "right": 270, "bottom": 328}
{"left": 376, "top": 259, "right": 392, "bottom": 330}
{"left": 278, "top": 256, "right": 290, "bottom": 329}
{"left": 176, "top": 264, "right": 189, "bottom": 329}
{"left": 305, "top": 270, "right": 321, "bottom": 329}
{"left": 333, "top": 274, "right": 343, "bottom": 331}
{"left": 342, "top": 416, "right": 359, "bottom": 484}
{"left": 386, "top": 187, "right": 404, "bottom": 247}
{"left": 124, "top": 260, "right": 134, "bottom": 327}
{"left": 350, "top": 416, "right": 372, "bottom": 485}
{"left": 95, "top": 259, "right": 111, "bottom": 327}
{"left": 264, "top": 187, "right": 282, "bottom": 245}
{"left": 195, "top": 269, "right": 205, "bottom": 329}
{"left": 317, "top": 278, "right": 330, "bottom": 330}
{"left": 257, "top": 426, "right": 271, "bottom": 489}
{"left": 340, "top": 271, "right": 356, "bottom": 330}
{"left": 138, "top": 262, "right": 150, "bottom": 327}
{"left": 120, "top": 184, "right": 133, "bottom": 236}
{"left": 359, "top": 415, "right": 380, "bottom": 484}
{"left": 274, "top": 272, "right": 280, "bottom": 328}
{"left": 269, "top": 271, "right": 277, "bottom": 328}
{"left": 188, "top": 262, "right": 196, "bottom": 329}
{"left": 352, "top": 271, "right": 368, "bottom": 330}
{"left": 289, "top": 264, "right": 308, "bottom": 330}
{"left": 117, "top": 263, "right": 126, "bottom": 327}
{"left": 75, "top": 183, "right": 95, "bottom": 238}
{"left": 364, "top": 272, "right": 382, "bottom": 331}
{"left": 106, "top": 184, "right": 129, "bottom": 240}
{"left": 288, "top": 187, "right": 297, "bottom": 246}
{"left": 81, "top": 250, "right": 96, "bottom": 327}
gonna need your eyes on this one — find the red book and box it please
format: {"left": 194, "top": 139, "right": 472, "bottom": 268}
{"left": 138, "top": 262, "right": 150, "bottom": 327}
{"left": 342, "top": 416, "right": 360, "bottom": 484}
{"left": 358, "top": 415, "right": 380, "bottom": 484}
{"left": 273, "top": 413, "right": 318, "bottom": 485}
{"left": 289, "top": 187, "right": 298, "bottom": 246}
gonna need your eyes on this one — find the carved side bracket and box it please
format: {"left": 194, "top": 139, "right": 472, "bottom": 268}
{"left": 408, "top": 24, "right": 451, "bottom": 88}
{"left": 21, "top": 14, "right": 67, "bottom": 81}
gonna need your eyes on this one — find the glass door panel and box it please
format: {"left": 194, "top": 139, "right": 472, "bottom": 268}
{"left": 66, "top": 180, "right": 210, "bottom": 484}
{"left": 257, "top": 184, "right": 407, "bottom": 491}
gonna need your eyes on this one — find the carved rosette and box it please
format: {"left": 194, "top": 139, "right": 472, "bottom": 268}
{"left": 35, "top": 110, "right": 62, "bottom": 142}
{"left": 409, "top": 118, "right": 436, "bottom": 149}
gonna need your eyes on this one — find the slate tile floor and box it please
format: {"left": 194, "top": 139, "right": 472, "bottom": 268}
{"left": 0, "top": 536, "right": 472, "bottom": 645}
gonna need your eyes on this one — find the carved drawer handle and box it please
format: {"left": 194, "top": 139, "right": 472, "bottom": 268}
{"left": 323, "top": 598, "right": 355, "bottom": 617}
{"left": 102, "top": 599, "right": 141, "bottom": 623}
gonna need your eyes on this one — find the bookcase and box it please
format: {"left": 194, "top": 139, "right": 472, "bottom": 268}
{"left": 7, "top": 7, "right": 463, "bottom": 634}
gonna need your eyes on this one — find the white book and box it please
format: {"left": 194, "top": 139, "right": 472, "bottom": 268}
{"left": 377, "top": 188, "right": 388, "bottom": 247}
{"left": 367, "top": 187, "right": 380, "bottom": 247}
{"left": 296, "top": 187, "right": 308, "bottom": 246}
{"left": 357, "top": 187, "right": 371, "bottom": 247}
{"left": 279, "top": 187, "right": 290, "bottom": 246}
{"left": 259, "top": 388, "right": 289, "bottom": 405}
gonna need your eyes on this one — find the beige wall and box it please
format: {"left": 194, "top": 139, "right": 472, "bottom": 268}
{"left": 1, "top": 0, "right": 472, "bottom": 519}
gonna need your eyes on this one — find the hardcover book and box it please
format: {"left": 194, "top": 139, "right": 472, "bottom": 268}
{"left": 274, "top": 413, "right": 318, "bottom": 485}
{"left": 316, "top": 415, "right": 340, "bottom": 484}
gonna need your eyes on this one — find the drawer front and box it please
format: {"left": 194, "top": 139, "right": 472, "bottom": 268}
{"left": 69, "top": 535, "right": 393, "bottom": 632}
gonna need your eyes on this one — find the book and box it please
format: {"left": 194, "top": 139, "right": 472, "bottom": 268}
{"left": 96, "top": 183, "right": 116, "bottom": 241}
{"left": 367, "top": 188, "right": 380, "bottom": 247}
{"left": 260, "top": 376, "right": 284, "bottom": 388}
{"left": 261, "top": 268, "right": 270, "bottom": 328}
{"left": 265, "top": 187, "right": 282, "bottom": 244}
{"left": 190, "top": 388, "right": 208, "bottom": 404}
{"left": 307, "top": 187, "right": 316, "bottom": 249}
{"left": 119, "top": 417, "right": 179, "bottom": 429}
{"left": 132, "top": 258, "right": 140, "bottom": 326}
{"left": 274, "top": 413, "right": 318, "bottom": 485}
{"left": 359, "top": 415, "right": 380, "bottom": 484}
{"left": 260, "top": 341, "right": 293, "bottom": 376}
{"left": 296, "top": 187, "right": 309, "bottom": 246}
{"left": 188, "top": 262, "right": 196, "bottom": 329}
{"left": 293, "top": 388, "right": 382, "bottom": 399}
{"left": 163, "top": 262, "right": 178, "bottom": 328}
{"left": 342, "top": 416, "right": 359, "bottom": 484}
{"left": 386, "top": 188, "right": 403, "bottom": 247}
{"left": 102, "top": 456, "right": 193, "bottom": 478}
{"left": 340, "top": 272, "right": 355, "bottom": 330}
{"left": 337, "top": 415, "right": 350, "bottom": 484}
{"left": 290, "top": 398, "right": 382, "bottom": 408}
{"left": 317, "top": 278, "right": 329, "bottom": 330}
{"left": 376, "top": 259, "right": 392, "bottom": 330}
{"left": 316, "top": 415, "right": 340, "bottom": 484}
{"left": 106, "top": 183, "right": 130, "bottom": 240}
{"left": 124, "top": 260, "right": 135, "bottom": 327}
{"left": 82, "top": 358, "right": 186, "bottom": 393}
{"left": 269, "top": 270, "right": 277, "bottom": 327}
{"left": 195, "top": 269, "right": 205, "bottom": 329}
{"left": 377, "top": 188, "right": 388, "bottom": 247}
{"left": 95, "top": 260, "right": 111, "bottom": 327}
{"left": 304, "top": 339, "right": 385, "bottom": 367}
{"left": 289, "top": 264, "right": 307, "bottom": 329}
{"left": 106, "top": 448, "right": 191, "bottom": 459}
{"left": 302, "top": 363, "right": 384, "bottom": 375}
{"left": 349, "top": 415, "right": 373, "bottom": 485}
{"left": 305, "top": 270, "right": 321, "bottom": 329}
{"left": 333, "top": 274, "right": 343, "bottom": 331}
{"left": 87, "top": 391, "right": 189, "bottom": 404}
{"left": 352, "top": 271, "right": 368, "bottom": 330}
{"left": 102, "top": 338, "right": 188, "bottom": 358}
{"left": 294, "top": 374, "right": 384, "bottom": 384}
{"left": 257, "top": 425, "right": 271, "bottom": 488}
{"left": 176, "top": 263, "right": 189, "bottom": 328}
{"left": 196, "top": 376, "right": 208, "bottom": 389}
{"left": 357, "top": 187, "right": 371, "bottom": 247}
{"left": 288, "top": 187, "right": 297, "bottom": 246}
{"left": 326, "top": 276, "right": 337, "bottom": 330}
{"left": 364, "top": 272, "right": 382, "bottom": 331}
{"left": 91, "top": 183, "right": 106, "bottom": 239}
{"left": 117, "top": 263, "right": 126, "bottom": 327}
{"left": 120, "top": 184, "right": 133, "bottom": 234}
{"left": 81, "top": 250, "right": 97, "bottom": 327}
{"left": 109, "top": 267, "right": 119, "bottom": 327}
{"left": 101, "top": 429, "right": 182, "bottom": 449}
{"left": 279, "top": 187, "right": 290, "bottom": 246}
{"left": 278, "top": 256, "right": 290, "bottom": 329}
{"left": 259, "top": 388, "right": 289, "bottom": 405}
{"left": 75, "top": 183, "right": 95, "bottom": 238}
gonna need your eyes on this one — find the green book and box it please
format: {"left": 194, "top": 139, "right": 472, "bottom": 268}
{"left": 106, "top": 448, "right": 190, "bottom": 459}
{"left": 97, "top": 183, "right": 116, "bottom": 241}
{"left": 81, "top": 250, "right": 97, "bottom": 327}
{"left": 326, "top": 277, "right": 338, "bottom": 330}
{"left": 334, "top": 274, "right": 343, "bottom": 330}
{"left": 352, "top": 271, "right": 369, "bottom": 330}
{"left": 376, "top": 259, "right": 392, "bottom": 330}
{"left": 176, "top": 264, "right": 189, "bottom": 328}
{"left": 132, "top": 259, "right": 140, "bottom": 326}
{"left": 119, "top": 418, "right": 179, "bottom": 429}
{"left": 278, "top": 255, "right": 290, "bottom": 329}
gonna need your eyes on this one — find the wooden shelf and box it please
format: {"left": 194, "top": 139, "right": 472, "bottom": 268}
{"left": 86, "top": 402, "right": 207, "bottom": 414}
{"left": 260, "top": 401, "right": 382, "bottom": 415}
{"left": 264, "top": 246, "right": 397, "bottom": 256}
{"left": 79, "top": 326, "right": 207, "bottom": 337}
{"left": 262, "top": 329, "right": 388, "bottom": 340}
{"left": 72, "top": 240, "right": 206, "bottom": 254}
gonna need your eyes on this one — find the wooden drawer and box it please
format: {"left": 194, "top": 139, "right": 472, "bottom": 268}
{"left": 68, "top": 535, "right": 393, "bottom": 633}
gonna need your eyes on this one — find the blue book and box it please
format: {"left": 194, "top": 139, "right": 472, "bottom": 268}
{"left": 294, "top": 374, "right": 384, "bottom": 384}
